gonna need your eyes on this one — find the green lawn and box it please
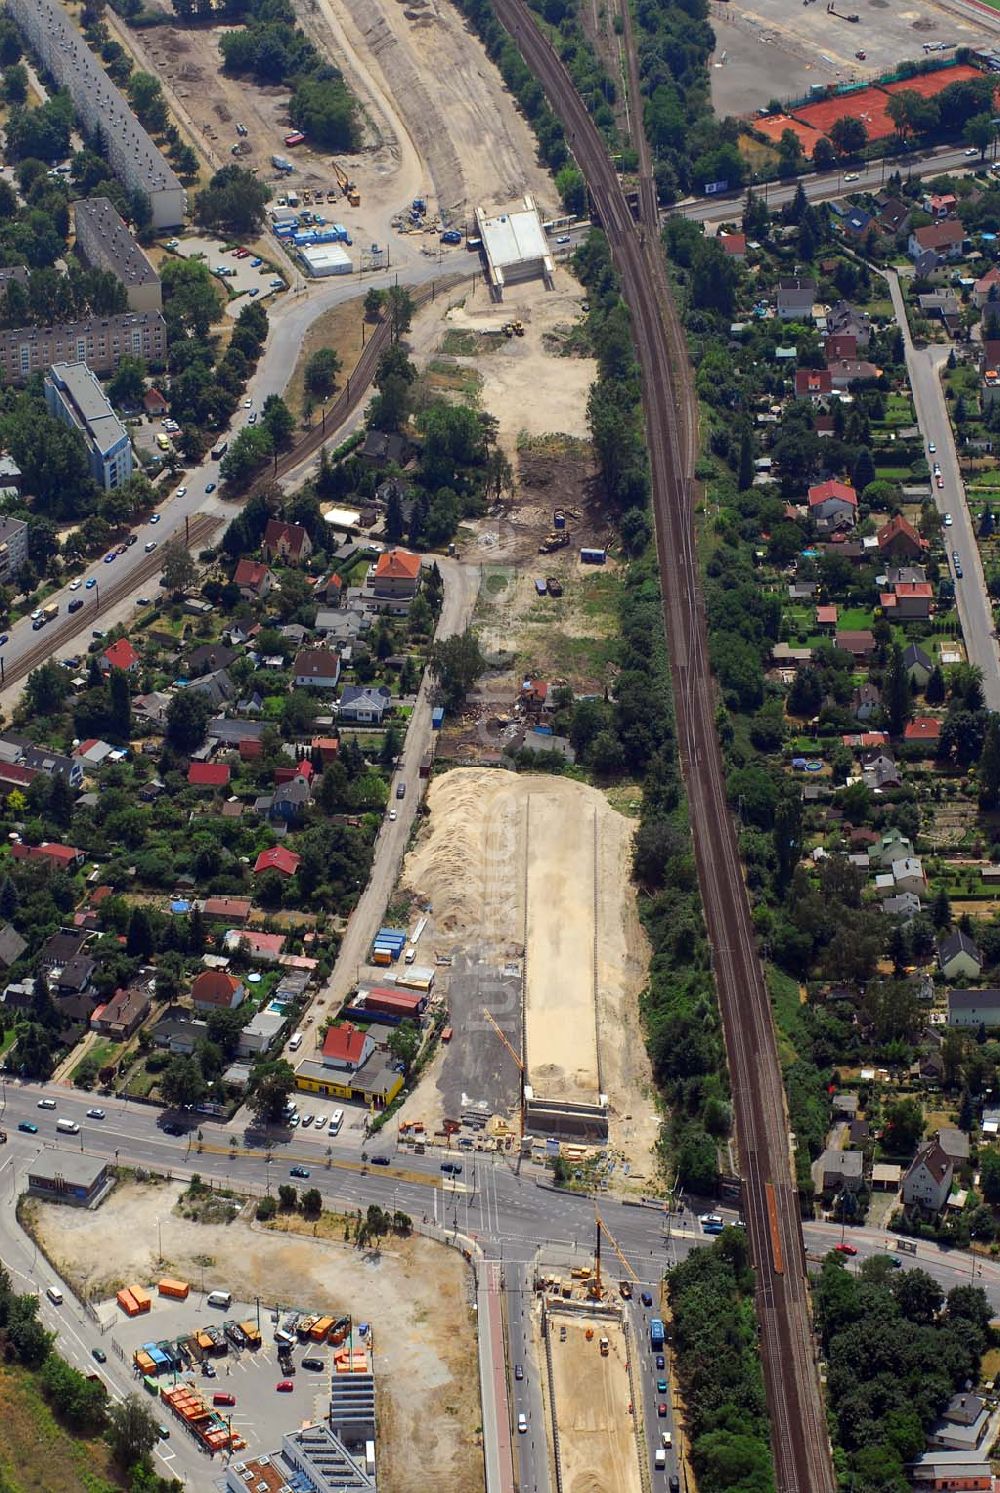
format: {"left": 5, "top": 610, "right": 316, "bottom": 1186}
{"left": 767, "top": 964, "right": 804, "bottom": 1066}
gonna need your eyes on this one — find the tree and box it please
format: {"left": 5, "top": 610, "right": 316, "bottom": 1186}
{"left": 387, "top": 1020, "right": 420, "bottom": 1079}
{"left": 304, "top": 346, "right": 341, "bottom": 401}
{"left": 812, "top": 137, "right": 836, "bottom": 172}
{"left": 107, "top": 356, "right": 146, "bottom": 410}
{"left": 194, "top": 165, "right": 271, "bottom": 236}
{"left": 250, "top": 1059, "right": 295, "bottom": 1123}
{"left": 2, "top": 64, "right": 28, "bottom": 107}
{"left": 160, "top": 538, "right": 197, "bottom": 593}
{"left": 165, "top": 690, "right": 212, "bottom": 753}
{"left": 301, "top": 1187, "right": 322, "bottom": 1218}
{"left": 160, "top": 1055, "right": 207, "bottom": 1109}
{"left": 981, "top": 1147, "right": 1000, "bottom": 1204}
{"left": 737, "top": 428, "right": 754, "bottom": 492}
{"left": 926, "top": 664, "right": 946, "bottom": 705}
{"left": 40, "top": 1354, "right": 108, "bottom": 1433}
{"left": 852, "top": 446, "right": 876, "bottom": 494}
{"left": 828, "top": 115, "right": 868, "bottom": 156}
{"left": 966, "top": 111, "right": 995, "bottom": 159}
{"left": 25, "top": 660, "right": 69, "bottom": 717}
{"left": 261, "top": 394, "right": 294, "bottom": 449}
{"left": 883, "top": 1097, "right": 925, "bottom": 1157}
{"left": 979, "top": 715, "right": 1000, "bottom": 809}
{"left": 289, "top": 75, "right": 359, "bottom": 150}
{"left": 277, "top": 1183, "right": 297, "bottom": 1210}
{"left": 883, "top": 643, "right": 912, "bottom": 737}
{"left": 107, "top": 1394, "right": 160, "bottom": 1470}
{"left": 431, "top": 630, "right": 486, "bottom": 713}
{"left": 126, "top": 906, "right": 155, "bottom": 959}
{"left": 364, "top": 287, "right": 384, "bottom": 320}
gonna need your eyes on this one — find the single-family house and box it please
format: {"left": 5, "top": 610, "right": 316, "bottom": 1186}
{"left": 835, "top": 630, "right": 876, "bottom": 661}
{"left": 314, "top": 572, "right": 345, "bottom": 608}
{"left": 233, "top": 559, "right": 274, "bottom": 601}
{"left": 311, "top": 736, "right": 340, "bottom": 765}
{"left": 320, "top": 1021, "right": 375, "bottom": 1072}
{"left": 861, "top": 751, "right": 899, "bottom": 791}
{"left": 254, "top": 845, "right": 301, "bottom": 877}
{"left": 74, "top": 738, "right": 115, "bottom": 769}
{"left": 0, "top": 923, "right": 26, "bottom": 969}
{"left": 102, "top": 638, "right": 140, "bottom": 674}
{"left": 904, "top": 716, "right": 941, "bottom": 746}
{"left": 816, "top": 1147, "right": 864, "bottom": 1194}
{"left": 359, "top": 429, "right": 410, "bottom": 466}
{"left": 236, "top": 1008, "right": 285, "bottom": 1058}
{"left": 928, "top": 1392, "right": 991, "bottom": 1454}
{"left": 877, "top": 514, "right": 925, "bottom": 561}
{"left": 187, "top": 762, "right": 231, "bottom": 790}
{"left": 936, "top": 1128, "right": 971, "bottom": 1167}
{"left": 223, "top": 929, "right": 286, "bottom": 962}
{"left": 926, "top": 190, "right": 957, "bottom": 218}
{"left": 719, "top": 232, "right": 746, "bottom": 259}
{"left": 143, "top": 387, "right": 168, "bottom": 416}
{"left": 902, "top": 1139, "right": 953, "bottom": 1213}
{"left": 293, "top": 649, "right": 341, "bottom": 690}
{"left": 262, "top": 519, "right": 312, "bottom": 564}
{"left": 888, "top": 857, "right": 926, "bottom": 897}
{"left": 910, "top": 1449, "right": 992, "bottom": 1488}
{"left": 190, "top": 969, "right": 245, "bottom": 1011}
{"left": 851, "top": 682, "right": 881, "bottom": 722}
{"left": 842, "top": 206, "right": 874, "bottom": 241}
{"left": 827, "top": 358, "right": 879, "bottom": 390}
{"left": 370, "top": 547, "right": 422, "bottom": 601}
{"left": 902, "top": 642, "right": 933, "bottom": 688}
{"left": 133, "top": 691, "right": 171, "bottom": 729}
{"left": 55, "top": 955, "right": 95, "bottom": 998}
{"left": 876, "top": 197, "right": 911, "bottom": 236}
{"left": 150, "top": 1008, "right": 208, "bottom": 1055}
{"left": 880, "top": 581, "right": 933, "bottom": 621}
{"left": 807, "top": 479, "right": 857, "bottom": 530}
{"left": 825, "top": 299, "right": 871, "bottom": 347}
{"left": 910, "top": 218, "right": 966, "bottom": 266}
{"left": 875, "top": 828, "right": 913, "bottom": 867}
{"left": 270, "top": 778, "right": 311, "bottom": 825}
{"left": 776, "top": 277, "right": 815, "bottom": 320}
{"left": 794, "top": 368, "right": 833, "bottom": 400}
{"left": 186, "top": 667, "right": 235, "bottom": 710}
{"left": 938, "top": 929, "right": 983, "bottom": 982}
{"left": 882, "top": 891, "right": 922, "bottom": 919}
{"left": 91, "top": 984, "right": 150, "bottom": 1039}
{"left": 816, "top": 604, "right": 838, "bottom": 631}
{"left": 338, "top": 684, "right": 393, "bottom": 725}
{"left": 11, "top": 841, "right": 83, "bottom": 871}
{"left": 186, "top": 643, "right": 237, "bottom": 677}
{"left": 947, "top": 988, "right": 1000, "bottom": 1028}
{"left": 22, "top": 747, "right": 83, "bottom": 789}
{"left": 975, "top": 265, "right": 1000, "bottom": 310}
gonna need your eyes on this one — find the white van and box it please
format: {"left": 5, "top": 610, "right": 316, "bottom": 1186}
{"left": 56, "top": 1118, "right": 80, "bottom": 1135}
{"left": 329, "top": 1109, "right": 344, "bottom": 1136}
{"left": 654, "top": 1449, "right": 666, "bottom": 1471}
{"left": 517, "top": 1413, "right": 527, "bottom": 1434}
{"left": 288, "top": 1032, "right": 303, "bottom": 1052}
{"left": 661, "top": 1431, "right": 672, "bottom": 1449}
{"left": 404, "top": 946, "right": 416, "bottom": 965}
{"left": 46, "top": 1285, "right": 63, "bottom": 1305}
{"left": 207, "top": 1290, "right": 232, "bottom": 1310}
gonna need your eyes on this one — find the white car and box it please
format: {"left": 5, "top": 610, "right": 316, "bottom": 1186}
{"left": 30, "top": 609, "right": 42, "bottom": 621}
{"left": 175, "top": 486, "right": 187, "bottom": 498}
{"left": 966, "top": 147, "right": 979, "bottom": 157}
{"left": 844, "top": 172, "right": 860, "bottom": 182}
{"left": 944, "top": 512, "right": 953, "bottom": 526}
{"left": 244, "top": 397, "right": 253, "bottom": 408}
{"left": 68, "top": 579, "right": 81, "bottom": 591}
{"left": 928, "top": 441, "right": 936, "bottom": 453}
{"left": 388, "top": 809, "right": 397, "bottom": 821}
{"left": 313, "top": 1115, "right": 327, "bottom": 1130}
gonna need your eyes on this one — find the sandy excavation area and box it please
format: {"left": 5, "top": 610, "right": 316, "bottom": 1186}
{"left": 402, "top": 771, "right": 658, "bottom": 1163}
{"left": 545, "top": 1314, "right": 641, "bottom": 1493}
{"left": 441, "top": 271, "right": 597, "bottom": 453}
{"left": 30, "top": 1179, "right": 481, "bottom": 1493}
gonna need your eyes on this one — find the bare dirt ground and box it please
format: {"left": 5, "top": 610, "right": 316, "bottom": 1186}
{"left": 317, "top": 0, "right": 557, "bottom": 223}
{"left": 31, "top": 1179, "right": 481, "bottom": 1493}
{"left": 436, "top": 270, "right": 596, "bottom": 454}
{"left": 401, "top": 771, "right": 658, "bottom": 1168}
{"left": 285, "top": 294, "right": 367, "bottom": 422}
{"left": 545, "top": 1313, "right": 641, "bottom": 1493}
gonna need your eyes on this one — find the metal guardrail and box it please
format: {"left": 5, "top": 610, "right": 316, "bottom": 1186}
{"left": 622, "top": 1313, "right": 652, "bottom": 1493}
{"left": 540, "top": 1300, "right": 564, "bottom": 1493}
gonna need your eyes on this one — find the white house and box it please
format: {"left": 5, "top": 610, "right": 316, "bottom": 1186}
{"left": 292, "top": 649, "right": 341, "bottom": 690}
{"left": 947, "top": 989, "right": 1000, "bottom": 1028}
{"left": 902, "top": 1139, "right": 953, "bottom": 1213}
{"left": 874, "top": 827, "right": 914, "bottom": 868}
{"left": 938, "top": 929, "right": 983, "bottom": 982}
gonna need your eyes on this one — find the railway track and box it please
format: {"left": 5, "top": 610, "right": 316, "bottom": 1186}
{"left": 490, "top": 2, "right": 834, "bottom": 1486}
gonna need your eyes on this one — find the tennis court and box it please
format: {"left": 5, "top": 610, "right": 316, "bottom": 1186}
{"left": 882, "top": 63, "right": 985, "bottom": 98}
{"left": 793, "top": 85, "right": 896, "bottom": 142}
{"left": 755, "top": 114, "right": 825, "bottom": 156}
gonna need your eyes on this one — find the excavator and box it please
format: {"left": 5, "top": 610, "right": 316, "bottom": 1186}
{"left": 333, "top": 161, "right": 360, "bottom": 207}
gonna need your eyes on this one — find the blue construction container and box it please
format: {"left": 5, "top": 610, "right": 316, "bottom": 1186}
{"left": 431, "top": 707, "right": 444, "bottom": 729}
{"left": 377, "top": 928, "right": 408, "bottom": 944}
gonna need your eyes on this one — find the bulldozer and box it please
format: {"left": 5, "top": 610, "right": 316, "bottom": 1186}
{"left": 538, "top": 530, "right": 570, "bottom": 555}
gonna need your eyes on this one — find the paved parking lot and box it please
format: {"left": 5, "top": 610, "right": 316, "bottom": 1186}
{"left": 161, "top": 235, "right": 286, "bottom": 316}
{"left": 99, "top": 1291, "right": 336, "bottom": 1464}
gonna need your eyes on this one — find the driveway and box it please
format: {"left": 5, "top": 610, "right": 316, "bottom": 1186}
{"left": 886, "top": 269, "right": 1000, "bottom": 709}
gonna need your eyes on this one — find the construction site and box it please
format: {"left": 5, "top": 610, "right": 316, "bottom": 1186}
{"left": 400, "top": 771, "right": 656, "bottom": 1159}
{"left": 530, "top": 1223, "right": 645, "bottom": 1493}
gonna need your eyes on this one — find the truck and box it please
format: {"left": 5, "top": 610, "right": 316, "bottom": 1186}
{"left": 599, "top": 1336, "right": 609, "bottom": 1357}
{"left": 271, "top": 154, "right": 294, "bottom": 174}
{"left": 284, "top": 131, "right": 306, "bottom": 147}
{"left": 210, "top": 440, "right": 228, "bottom": 461}
{"left": 538, "top": 530, "right": 570, "bottom": 555}
{"left": 42, "top": 603, "right": 58, "bottom": 624}
{"left": 650, "top": 1318, "right": 665, "bottom": 1351}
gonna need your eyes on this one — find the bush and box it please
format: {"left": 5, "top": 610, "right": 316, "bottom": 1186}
{"left": 256, "top": 1196, "right": 277, "bottom": 1221}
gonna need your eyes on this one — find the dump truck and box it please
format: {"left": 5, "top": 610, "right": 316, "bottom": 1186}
{"left": 538, "top": 530, "right": 570, "bottom": 555}
{"left": 311, "top": 1315, "right": 335, "bottom": 1342}
{"left": 545, "top": 577, "right": 563, "bottom": 596}
{"left": 271, "top": 154, "right": 294, "bottom": 174}
{"left": 239, "top": 1320, "right": 261, "bottom": 1348}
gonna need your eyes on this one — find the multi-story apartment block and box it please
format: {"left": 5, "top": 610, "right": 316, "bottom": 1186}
{"left": 0, "top": 310, "right": 166, "bottom": 385}
{"left": 73, "top": 198, "right": 162, "bottom": 313}
{"left": 6, "top": 0, "right": 185, "bottom": 228}
{"left": 0, "top": 518, "right": 29, "bottom": 584}
{"left": 44, "top": 361, "right": 133, "bottom": 491}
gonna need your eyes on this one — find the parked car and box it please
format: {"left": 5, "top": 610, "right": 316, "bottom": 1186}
{"left": 149, "top": 513, "right": 161, "bottom": 524}
{"left": 68, "top": 599, "right": 83, "bottom": 613}
{"left": 85, "top": 578, "right": 97, "bottom": 589}
{"left": 276, "top": 1380, "right": 294, "bottom": 1392}
{"left": 205, "top": 482, "right": 216, "bottom": 493}
{"left": 928, "top": 441, "right": 936, "bottom": 453}
{"left": 834, "top": 1242, "right": 857, "bottom": 1257}
{"left": 943, "top": 512, "right": 953, "bottom": 526}
{"left": 174, "top": 486, "right": 187, "bottom": 498}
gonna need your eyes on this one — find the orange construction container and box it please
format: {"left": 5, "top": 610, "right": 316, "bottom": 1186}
{"left": 157, "top": 1278, "right": 190, "bottom": 1300}
{"left": 134, "top": 1350, "right": 156, "bottom": 1375}
{"left": 310, "top": 1315, "right": 334, "bottom": 1341}
{"left": 117, "top": 1289, "right": 139, "bottom": 1316}
{"left": 130, "top": 1285, "right": 151, "bottom": 1312}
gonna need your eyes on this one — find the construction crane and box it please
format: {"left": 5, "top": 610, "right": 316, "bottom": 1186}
{"left": 482, "top": 1009, "right": 524, "bottom": 1129}
{"left": 594, "top": 1204, "right": 639, "bottom": 1300}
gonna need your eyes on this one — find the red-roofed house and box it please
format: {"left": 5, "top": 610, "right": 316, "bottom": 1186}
{"left": 825, "top": 334, "right": 857, "bottom": 362}
{"left": 908, "top": 220, "right": 965, "bottom": 265}
{"left": 975, "top": 265, "right": 1000, "bottom": 310}
{"left": 275, "top": 761, "right": 315, "bottom": 785}
{"left": 927, "top": 192, "right": 957, "bottom": 219}
{"left": 314, "top": 572, "right": 344, "bottom": 607}
{"left": 520, "top": 679, "right": 549, "bottom": 719}
{"left": 808, "top": 480, "right": 857, "bottom": 530}
{"left": 191, "top": 969, "right": 246, "bottom": 1011}
{"left": 0, "top": 763, "right": 37, "bottom": 797}
{"left": 143, "top": 387, "right": 168, "bottom": 416}
{"left": 905, "top": 716, "right": 942, "bottom": 745}
{"left": 816, "top": 604, "right": 838, "bottom": 631}
{"left": 719, "top": 233, "right": 746, "bottom": 260}
{"left": 223, "top": 929, "right": 286, "bottom": 962}
{"left": 239, "top": 738, "right": 264, "bottom": 762}
{"left": 882, "top": 582, "right": 933, "bottom": 621}
{"left": 262, "top": 519, "right": 312, "bottom": 565}
{"left": 254, "top": 845, "right": 301, "bottom": 877}
{"left": 311, "top": 736, "right": 339, "bottom": 764}
{"left": 188, "top": 762, "right": 231, "bottom": 789}
{"left": 877, "top": 514, "right": 925, "bottom": 561}
{"left": 233, "top": 559, "right": 274, "bottom": 601}
{"left": 201, "top": 896, "right": 252, "bottom": 923}
{"left": 293, "top": 649, "right": 341, "bottom": 689}
{"left": 371, "top": 547, "right": 421, "bottom": 600}
{"left": 842, "top": 731, "right": 889, "bottom": 749}
{"left": 102, "top": 638, "right": 140, "bottom": 674}
{"left": 795, "top": 368, "right": 833, "bottom": 401}
{"left": 10, "top": 841, "right": 84, "bottom": 870}
{"left": 321, "top": 1021, "right": 375, "bottom": 1072}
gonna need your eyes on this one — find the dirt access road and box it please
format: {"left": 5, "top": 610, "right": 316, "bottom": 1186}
{"left": 31, "top": 1179, "right": 482, "bottom": 1493}
{"left": 401, "top": 770, "right": 658, "bottom": 1170}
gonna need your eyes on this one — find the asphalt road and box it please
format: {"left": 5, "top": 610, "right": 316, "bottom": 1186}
{"left": 673, "top": 144, "right": 990, "bottom": 225}
{"left": 886, "top": 268, "right": 1000, "bottom": 709}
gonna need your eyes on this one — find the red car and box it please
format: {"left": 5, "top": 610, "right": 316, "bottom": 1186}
{"left": 276, "top": 1380, "right": 294, "bottom": 1392}
{"left": 212, "top": 1392, "right": 236, "bottom": 1407}
{"left": 834, "top": 1242, "right": 857, "bottom": 1257}
{"left": 657, "top": 1402, "right": 668, "bottom": 1417}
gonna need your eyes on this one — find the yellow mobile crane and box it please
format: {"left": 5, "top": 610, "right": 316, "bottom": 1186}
{"left": 594, "top": 1204, "right": 639, "bottom": 1301}
{"left": 333, "top": 161, "right": 360, "bottom": 206}
{"left": 482, "top": 1008, "right": 524, "bottom": 1131}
